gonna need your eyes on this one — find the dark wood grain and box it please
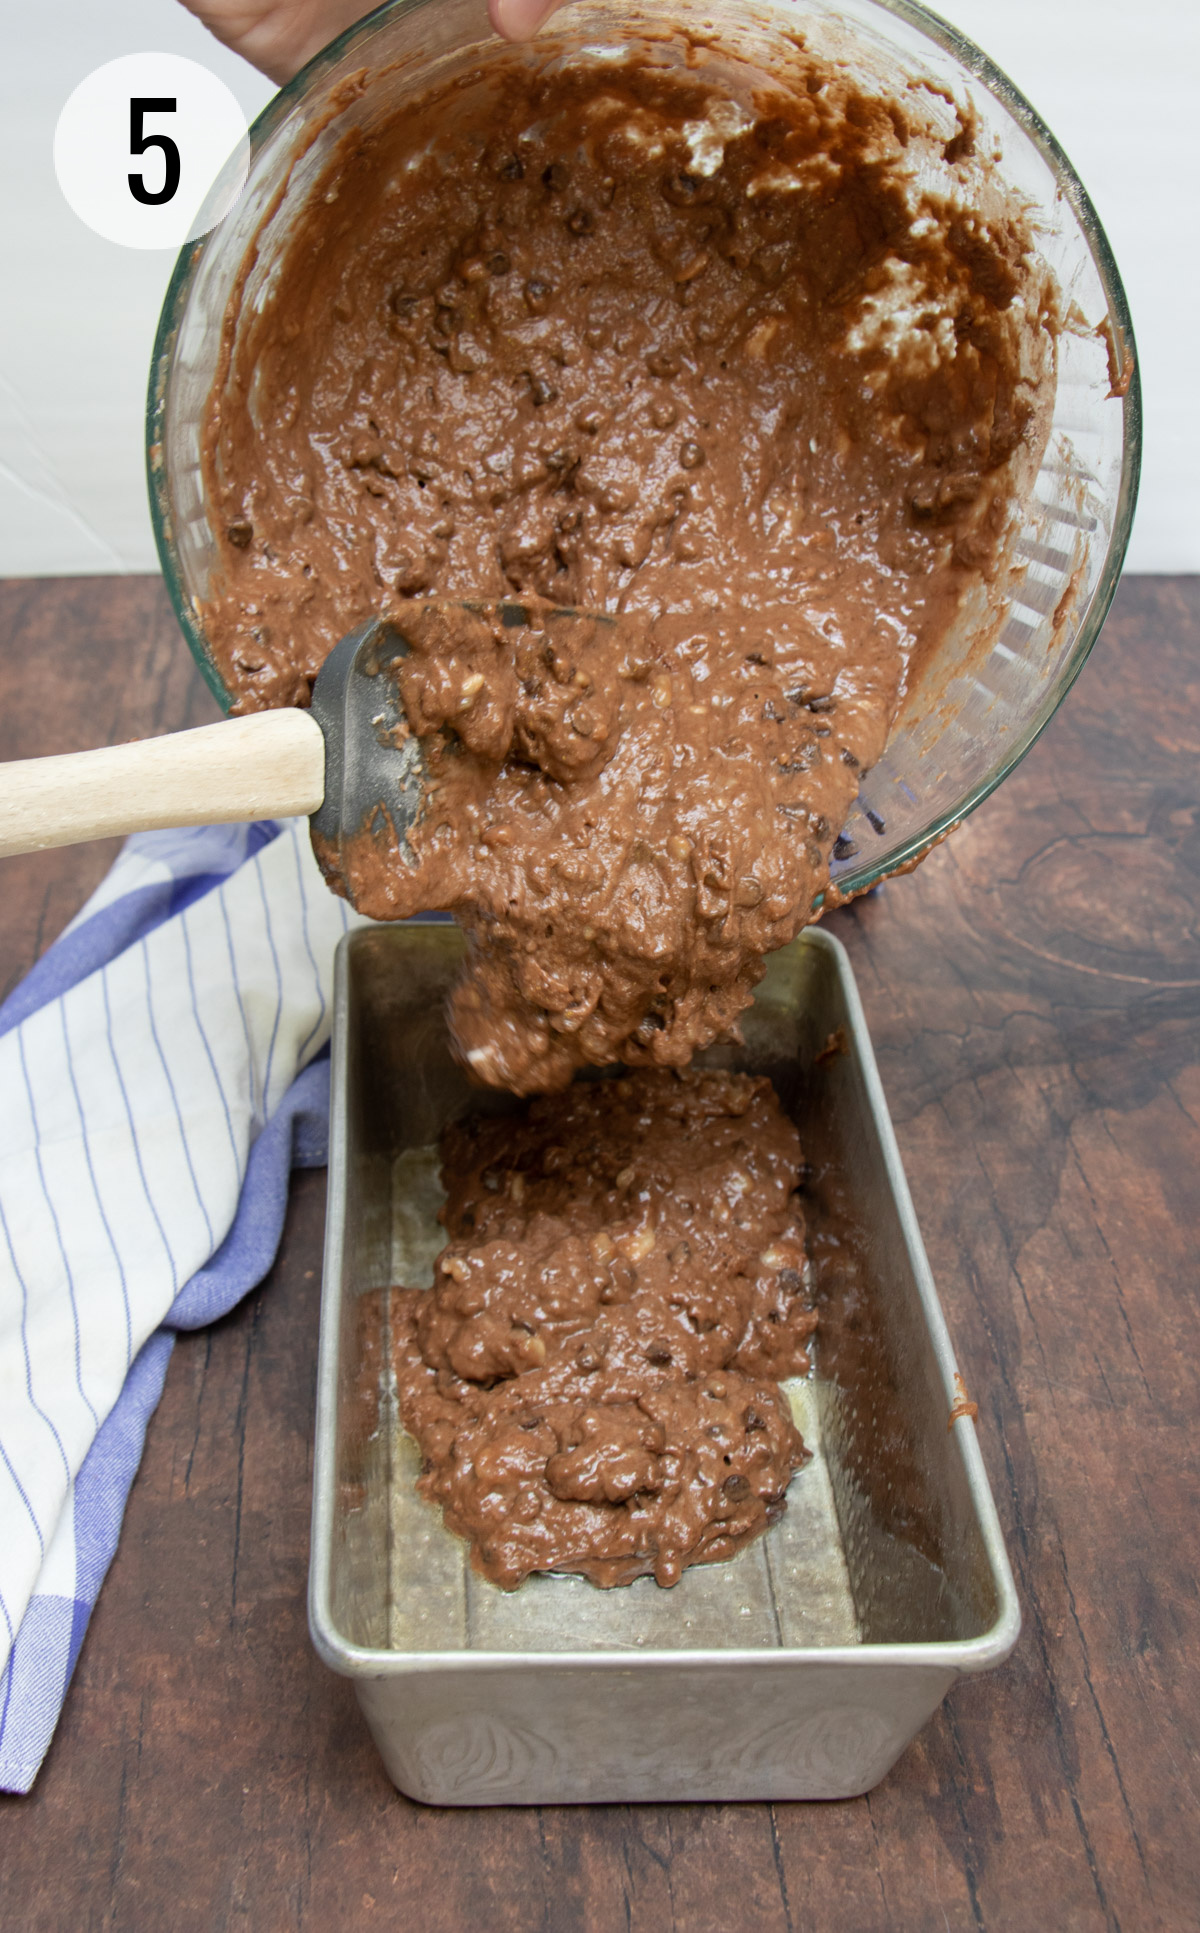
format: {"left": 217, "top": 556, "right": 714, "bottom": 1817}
{"left": 0, "top": 574, "right": 1197, "bottom": 1932}
{"left": 0, "top": 576, "right": 220, "bottom": 1006}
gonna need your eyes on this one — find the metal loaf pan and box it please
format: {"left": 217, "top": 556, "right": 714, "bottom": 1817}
{"left": 309, "top": 924, "right": 1019, "bottom": 1805}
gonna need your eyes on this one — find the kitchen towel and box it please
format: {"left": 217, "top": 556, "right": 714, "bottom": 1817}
{"left": 0, "top": 816, "right": 364, "bottom": 1793}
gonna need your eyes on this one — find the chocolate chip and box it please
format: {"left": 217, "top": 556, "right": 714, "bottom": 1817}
{"left": 744, "top": 1408, "right": 767, "bottom": 1432}
{"left": 494, "top": 153, "right": 524, "bottom": 180}
{"left": 680, "top": 440, "right": 705, "bottom": 470}
{"left": 865, "top": 808, "right": 887, "bottom": 834}
{"left": 487, "top": 251, "right": 511, "bottom": 277}
{"left": 807, "top": 694, "right": 835, "bottom": 713}
{"left": 527, "top": 373, "right": 559, "bottom": 407}
{"left": 754, "top": 116, "right": 790, "bottom": 151}
{"left": 542, "top": 161, "right": 569, "bottom": 192}
{"left": 832, "top": 833, "right": 859, "bottom": 861}
{"left": 723, "top": 1473, "right": 752, "bottom": 1499}
{"left": 662, "top": 170, "right": 700, "bottom": 204}
{"left": 227, "top": 520, "right": 253, "bottom": 548}
{"left": 646, "top": 1344, "right": 672, "bottom": 1365}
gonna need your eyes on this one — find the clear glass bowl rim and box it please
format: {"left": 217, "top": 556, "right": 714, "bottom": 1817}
{"left": 146, "top": 0, "right": 1142, "bottom": 900}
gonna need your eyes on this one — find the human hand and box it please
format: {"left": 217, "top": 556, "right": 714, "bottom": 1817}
{"left": 182, "top": 0, "right": 566, "bottom": 88}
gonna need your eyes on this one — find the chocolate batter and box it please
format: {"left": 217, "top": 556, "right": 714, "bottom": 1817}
{"left": 203, "top": 40, "right": 1056, "bottom": 1089}
{"left": 391, "top": 1067, "right": 816, "bottom": 1589}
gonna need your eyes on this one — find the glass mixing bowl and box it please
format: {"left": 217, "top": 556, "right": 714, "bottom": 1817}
{"left": 147, "top": 0, "right": 1140, "bottom": 901}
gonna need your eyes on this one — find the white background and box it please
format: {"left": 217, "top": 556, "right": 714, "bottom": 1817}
{"left": 0, "top": 0, "right": 1195, "bottom": 577}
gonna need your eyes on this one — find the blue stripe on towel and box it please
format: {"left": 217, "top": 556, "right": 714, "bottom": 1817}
{"left": 0, "top": 818, "right": 361, "bottom": 1794}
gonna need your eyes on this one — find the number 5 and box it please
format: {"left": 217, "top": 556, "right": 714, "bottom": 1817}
{"left": 129, "top": 97, "right": 180, "bottom": 206}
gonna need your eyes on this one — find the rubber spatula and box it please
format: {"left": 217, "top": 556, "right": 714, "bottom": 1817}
{"left": 0, "top": 601, "right": 573, "bottom": 891}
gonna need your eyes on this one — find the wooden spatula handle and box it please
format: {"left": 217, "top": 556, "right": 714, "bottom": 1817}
{"left": 0, "top": 709, "right": 326, "bottom": 859}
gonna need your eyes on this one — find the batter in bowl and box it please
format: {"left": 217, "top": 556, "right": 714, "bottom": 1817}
{"left": 203, "top": 37, "right": 1057, "bottom": 1090}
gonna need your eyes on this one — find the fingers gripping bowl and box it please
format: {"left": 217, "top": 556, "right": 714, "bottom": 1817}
{"left": 149, "top": 0, "right": 1139, "bottom": 925}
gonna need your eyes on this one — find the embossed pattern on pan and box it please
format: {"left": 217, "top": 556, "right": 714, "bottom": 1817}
{"left": 309, "top": 923, "right": 1020, "bottom": 1804}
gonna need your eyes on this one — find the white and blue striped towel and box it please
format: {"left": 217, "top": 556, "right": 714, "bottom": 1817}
{"left": 0, "top": 816, "right": 368, "bottom": 1793}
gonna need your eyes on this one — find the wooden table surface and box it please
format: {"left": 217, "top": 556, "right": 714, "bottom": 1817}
{"left": 0, "top": 574, "right": 1196, "bottom": 1932}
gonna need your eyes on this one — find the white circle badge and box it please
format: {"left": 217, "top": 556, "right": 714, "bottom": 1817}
{"left": 54, "top": 53, "right": 250, "bottom": 251}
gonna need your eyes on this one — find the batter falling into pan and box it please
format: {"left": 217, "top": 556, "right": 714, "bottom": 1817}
{"left": 204, "top": 40, "right": 1057, "bottom": 1097}
{"left": 204, "top": 36, "right": 1056, "bottom": 1582}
